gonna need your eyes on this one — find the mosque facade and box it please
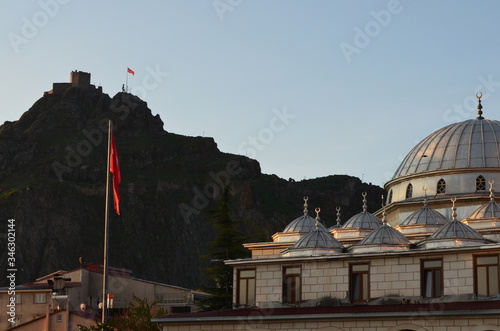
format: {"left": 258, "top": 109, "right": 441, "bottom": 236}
{"left": 154, "top": 95, "right": 500, "bottom": 330}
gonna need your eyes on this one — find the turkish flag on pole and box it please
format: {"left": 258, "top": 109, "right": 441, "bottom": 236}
{"left": 109, "top": 130, "right": 121, "bottom": 215}
{"left": 127, "top": 67, "right": 135, "bottom": 75}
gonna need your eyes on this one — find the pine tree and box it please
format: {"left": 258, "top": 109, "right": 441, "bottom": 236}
{"left": 200, "top": 185, "right": 249, "bottom": 311}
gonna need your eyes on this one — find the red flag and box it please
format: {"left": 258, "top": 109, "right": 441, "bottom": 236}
{"left": 127, "top": 67, "right": 135, "bottom": 75}
{"left": 110, "top": 130, "right": 121, "bottom": 215}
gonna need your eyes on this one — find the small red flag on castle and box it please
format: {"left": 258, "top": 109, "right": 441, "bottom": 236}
{"left": 127, "top": 67, "right": 135, "bottom": 75}
{"left": 109, "top": 129, "right": 121, "bottom": 215}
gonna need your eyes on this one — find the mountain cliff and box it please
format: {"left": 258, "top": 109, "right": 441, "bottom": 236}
{"left": 0, "top": 87, "right": 384, "bottom": 289}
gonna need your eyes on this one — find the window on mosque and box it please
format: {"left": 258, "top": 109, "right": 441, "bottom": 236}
{"left": 283, "top": 266, "right": 301, "bottom": 304}
{"left": 405, "top": 184, "right": 413, "bottom": 199}
{"left": 475, "top": 255, "right": 499, "bottom": 296}
{"left": 421, "top": 259, "right": 443, "bottom": 298}
{"left": 476, "top": 175, "right": 486, "bottom": 191}
{"left": 237, "top": 269, "right": 256, "bottom": 306}
{"left": 437, "top": 179, "right": 446, "bottom": 194}
{"left": 350, "top": 263, "right": 369, "bottom": 303}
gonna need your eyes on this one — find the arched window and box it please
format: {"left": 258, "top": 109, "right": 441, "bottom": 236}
{"left": 476, "top": 175, "right": 486, "bottom": 191}
{"left": 387, "top": 190, "right": 393, "bottom": 204}
{"left": 405, "top": 184, "right": 413, "bottom": 199}
{"left": 437, "top": 179, "right": 446, "bottom": 194}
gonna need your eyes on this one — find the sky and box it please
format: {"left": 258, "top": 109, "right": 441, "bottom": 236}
{"left": 2, "top": 0, "right": 500, "bottom": 188}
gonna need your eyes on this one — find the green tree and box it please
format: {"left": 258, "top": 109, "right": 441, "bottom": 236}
{"left": 200, "top": 185, "right": 249, "bottom": 311}
{"left": 78, "top": 295, "right": 166, "bottom": 331}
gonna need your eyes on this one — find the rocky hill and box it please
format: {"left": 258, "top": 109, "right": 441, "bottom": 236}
{"left": 0, "top": 87, "right": 384, "bottom": 289}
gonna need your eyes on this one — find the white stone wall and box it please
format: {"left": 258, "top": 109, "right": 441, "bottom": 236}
{"left": 233, "top": 249, "right": 489, "bottom": 307}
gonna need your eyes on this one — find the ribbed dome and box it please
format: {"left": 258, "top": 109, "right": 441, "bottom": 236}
{"left": 467, "top": 200, "right": 500, "bottom": 220}
{"left": 283, "top": 214, "right": 327, "bottom": 233}
{"left": 282, "top": 197, "right": 327, "bottom": 233}
{"left": 342, "top": 212, "right": 382, "bottom": 230}
{"left": 427, "top": 220, "right": 484, "bottom": 240}
{"left": 293, "top": 228, "right": 343, "bottom": 249}
{"left": 399, "top": 205, "right": 448, "bottom": 226}
{"left": 393, "top": 118, "right": 500, "bottom": 179}
{"left": 359, "top": 224, "right": 410, "bottom": 245}
{"left": 341, "top": 193, "right": 382, "bottom": 230}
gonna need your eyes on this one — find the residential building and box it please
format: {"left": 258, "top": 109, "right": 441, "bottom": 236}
{"left": 0, "top": 263, "right": 206, "bottom": 330}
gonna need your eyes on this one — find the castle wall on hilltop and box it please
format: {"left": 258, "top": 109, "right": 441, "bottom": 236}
{"left": 44, "top": 71, "right": 102, "bottom": 95}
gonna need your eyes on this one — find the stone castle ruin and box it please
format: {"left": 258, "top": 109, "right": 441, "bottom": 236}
{"left": 44, "top": 71, "right": 102, "bottom": 95}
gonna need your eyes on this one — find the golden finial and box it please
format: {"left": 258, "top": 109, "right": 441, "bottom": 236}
{"left": 362, "top": 192, "right": 368, "bottom": 212}
{"left": 422, "top": 186, "right": 428, "bottom": 206}
{"left": 381, "top": 195, "right": 387, "bottom": 225}
{"left": 476, "top": 92, "right": 484, "bottom": 119}
{"left": 451, "top": 197, "right": 457, "bottom": 221}
{"left": 489, "top": 180, "right": 495, "bottom": 201}
{"left": 314, "top": 207, "right": 321, "bottom": 229}
{"left": 303, "top": 196, "right": 309, "bottom": 215}
{"left": 336, "top": 206, "right": 341, "bottom": 226}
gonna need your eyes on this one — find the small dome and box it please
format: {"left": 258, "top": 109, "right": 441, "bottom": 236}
{"left": 359, "top": 224, "right": 410, "bottom": 245}
{"left": 427, "top": 220, "right": 485, "bottom": 240}
{"left": 342, "top": 212, "right": 382, "bottom": 229}
{"left": 350, "top": 209, "right": 411, "bottom": 253}
{"left": 467, "top": 185, "right": 500, "bottom": 221}
{"left": 273, "top": 197, "right": 327, "bottom": 243}
{"left": 342, "top": 193, "right": 382, "bottom": 230}
{"left": 421, "top": 197, "right": 491, "bottom": 249}
{"left": 283, "top": 197, "right": 327, "bottom": 233}
{"left": 467, "top": 200, "right": 500, "bottom": 220}
{"left": 293, "top": 228, "right": 343, "bottom": 249}
{"left": 283, "top": 214, "right": 327, "bottom": 233}
{"left": 282, "top": 209, "right": 344, "bottom": 257}
{"left": 399, "top": 205, "right": 448, "bottom": 226}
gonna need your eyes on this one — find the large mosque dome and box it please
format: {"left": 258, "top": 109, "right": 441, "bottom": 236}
{"left": 384, "top": 95, "right": 500, "bottom": 225}
{"left": 393, "top": 118, "right": 500, "bottom": 178}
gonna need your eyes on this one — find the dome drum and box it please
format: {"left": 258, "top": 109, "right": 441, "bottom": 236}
{"left": 282, "top": 247, "right": 343, "bottom": 257}
{"left": 332, "top": 228, "right": 376, "bottom": 241}
{"left": 394, "top": 223, "right": 445, "bottom": 236}
{"left": 418, "top": 237, "right": 490, "bottom": 250}
{"left": 386, "top": 172, "right": 500, "bottom": 204}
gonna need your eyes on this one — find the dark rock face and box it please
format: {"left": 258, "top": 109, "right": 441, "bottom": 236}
{"left": 0, "top": 88, "right": 384, "bottom": 289}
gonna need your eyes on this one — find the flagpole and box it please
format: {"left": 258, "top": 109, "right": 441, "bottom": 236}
{"left": 102, "top": 120, "right": 112, "bottom": 323}
{"left": 126, "top": 68, "right": 129, "bottom": 93}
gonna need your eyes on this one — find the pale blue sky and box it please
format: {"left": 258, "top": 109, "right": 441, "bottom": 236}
{"left": 2, "top": 0, "right": 500, "bottom": 187}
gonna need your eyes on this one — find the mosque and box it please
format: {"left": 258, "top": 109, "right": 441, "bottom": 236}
{"left": 154, "top": 94, "right": 500, "bottom": 330}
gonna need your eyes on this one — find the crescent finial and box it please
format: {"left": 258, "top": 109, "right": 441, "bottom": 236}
{"left": 451, "top": 196, "right": 457, "bottom": 221}
{"left": 476, "top": 92, "right": 484, "bottom": 119}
